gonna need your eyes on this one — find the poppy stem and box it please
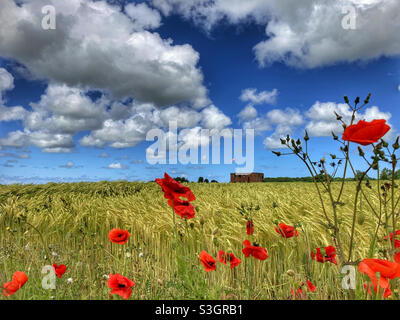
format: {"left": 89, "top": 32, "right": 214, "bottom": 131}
{"left": 300, "top": 225, "right": 311, "bottom": 280}
{"left": 348, "top": 165, "right": 372, "bottom": 262}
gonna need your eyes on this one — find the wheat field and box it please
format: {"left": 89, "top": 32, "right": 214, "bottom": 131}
{"left": 0, "top": 181, "right": 393, "bottom": 300}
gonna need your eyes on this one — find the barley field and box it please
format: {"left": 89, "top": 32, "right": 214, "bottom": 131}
{"left": 0, "top": 181, "right": 394, "bottom": 300}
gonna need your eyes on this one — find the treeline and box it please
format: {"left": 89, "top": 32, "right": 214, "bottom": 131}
{"left": 264, "top": 169, "right": 400, "bottom": 182}
{"left": 173, "top": 177, "right": 219, "bottom": 183}
{"left": 175, "top": 169, "right": 400, "bottom": 184}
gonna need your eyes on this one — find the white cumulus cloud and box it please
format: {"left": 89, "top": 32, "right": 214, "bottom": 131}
{"left": 0, "top": 0, "right": 209, "bottom": 107}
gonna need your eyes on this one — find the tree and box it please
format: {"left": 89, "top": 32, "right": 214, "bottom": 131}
{"left": 354, "top": 170, "right": 369, "bottom": 181}
{"left": 380, "top": 168, "right": 391, "bottom": 180}
{"left": 204, "top": 179, "right": 209, "bottom": 183}
{"left": 174, "top": 176, "right": 189, "bottom": 183}
{"left": 197, "top": 177, "right": 204, "bottom": 183}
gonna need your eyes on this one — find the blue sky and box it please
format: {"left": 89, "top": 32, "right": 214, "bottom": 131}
{"left": 0, "top": 0, "right": 399, "bottom": 183}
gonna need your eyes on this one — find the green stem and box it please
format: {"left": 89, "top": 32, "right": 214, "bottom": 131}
{"left": 348, "top": 166, "right": 372, "bottom": 262}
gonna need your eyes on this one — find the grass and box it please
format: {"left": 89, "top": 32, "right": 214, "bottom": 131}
{"left": 0, "top": 181, "right": 395, "bottom": 300}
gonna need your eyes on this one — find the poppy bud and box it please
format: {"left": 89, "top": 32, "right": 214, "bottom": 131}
{"left": 364, "top": 93, "right": 371, "bottom": 104}
{"left": 355, "top": 97, "right": 360, "bottom": 105}
{"left": 332, "top": 132, "right": 338, "bottom": 140}
{"left": 381, "top": 139, "right": 389, "bottom": 148}
{"left": 342, "top": 123, "right": 347, "bottom": 130}
{"left": 357, "top": 211, "right": 365, "bottom": 225}
{"left": 304, "top": 131, "right": 309, "bottom": 141}
{"left": 335, "top": 112, "right": 342, "bottom": 121}
{"left": 272, "top": 151, "right": 281, "bottom": 157}
{"left": 344, "top": 95, "right": 349, "bottom": 104}
{"left": 393, "top": 137, "right": 399, "bottom": 150}
{"left": 358, "top": 147, "right": 365, "bottom": 157}
{"left": 199, "top": 216, "right": 205, "bottom": 226}
{"left": 330, "top": 154, "right": 336, "bottom": 159}
{"left": 286, "top": 135, "right": 290, "bottom": 142}
{"left": 280, "top": 138, "right": 286, "bottom": 145}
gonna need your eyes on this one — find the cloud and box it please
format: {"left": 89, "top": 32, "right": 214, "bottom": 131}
{"left": 0, "top": 79, "right": 231, "bottom": 152}
{"left": 130, "top": 159, "right": 144, "bottom": 164}
{"left": 0, "top": 67, "right": 14, "bottom": 93}
{"left": 0, "top": 152, "right": 30, "bottom": 159}
{"left": 107, "top": 162, "right": 128, "bottom": 169}
{"left": 125, "top": 2, "right": 162, "bottom": 30}
{"left": 0, "top": 0, "right": 209, "bottom": 107}
{"left": 305, "top": 101, "right": 392, "bottom": 137}
{"left": 0, "top": 105, "right": 28, "bottom": 122}
{"left": 2, "top": 159, "right": 17, "bottom": 168}
{"left": 261, "top": 101, "right": 394, "bottom": 149}
{"left": 99, "top": 152, "right": 109, "bottom": 158}
{"left": 262, "top": 108, "right": 304, "bottom": 149}
{"left": 240, "top": 88, "right": 278, "bottom": 105}
{"left": 0, "top": 68, "right": 27, "bottom": 121}
{"left": 0, "top": 173, "right": 106, "bottom": 185}
{"left": 59, "top": 161, "right": 82, "bottom": 168}
{"left": 238, "top": 105, "right": 258, "bottom": 122}
{"left": 240, "top": 107, "right": 303, "bottom": 139}
{"left": 398, "top": 84, "right": 400, "bottom": 92}
{"left": 153, "top": 0, "right": 400, "bottom": 69}
{"left": 152, "top": 0, "right": 271, "bottom": 30}
{"left": 200, "top": 105, "right": 232, "bottom": 130}
{"left": 0, "top": 128, "right": 75, "bottom": 152}
{"left": 160, "top": 106, "right": 202, "bottom": 128}
{"left": 80, "top": 102, "right": 231, "bottom": 149}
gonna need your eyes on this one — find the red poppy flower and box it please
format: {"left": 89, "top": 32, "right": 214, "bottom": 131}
{"left": 108, "top": 228, "right": 130, "bottom": 244}
{"left": 167, "top": 198, "right": 195, "bottom": 220}
{"left": 200, "top": 251, "right": 216, "bottom": 272}
{"left": 156, "top": 173, "right": 195, "bottom": 202}
{"left": 108, "top": 274, "right": 136, "bottom": 300}
{"left": 311, "top": 246, "right": 337, "bottom": 265}
{"left": 3, "top": 271, "right": 28, "bottom": 297}
{"left": 291, "top": 280, "right": 316, "bottom": 299}
{"left": 242, "top": 240, "right": 269, "bottom": 261}
{"left": 395, "top": 250, "right": 400, "bottom": 264}
{"left": 275, "top": 223, "right": 299, "bottom": 238}
{"left": 359, "top": 258, "right": 400, "bottom": 298}
{"left": 217, "top": 251, "right": 242, "bottom": 269}
{"left": 246, "top": 220, "right": 254, "bottom": 235}
{"left": 342, "top": 119, "right": 391, "bottom": 146}
{"left": 363, "top": 282, "right": 392, "bottom": 298}
{"left": 53, "top": 264, "right": 66, "bottom": 279}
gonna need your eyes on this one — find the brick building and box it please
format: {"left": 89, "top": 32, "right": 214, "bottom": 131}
{"left": 230, "top": 173, "right": 264, "bottom": 183}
